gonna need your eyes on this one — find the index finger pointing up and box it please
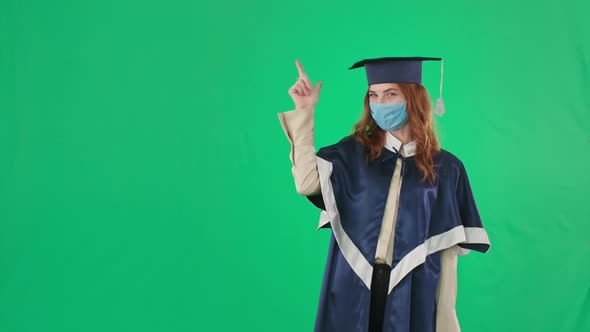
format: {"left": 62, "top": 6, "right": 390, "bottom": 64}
{"left": 295, "top": 59, "right": 312, "bottom": 90}
{"left": 295, "top": 59, "right": 306, "bottom": 76}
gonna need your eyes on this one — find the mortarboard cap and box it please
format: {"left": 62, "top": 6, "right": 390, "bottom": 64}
{"left": 349, "top": 56, "right": 446, "bottom": 116}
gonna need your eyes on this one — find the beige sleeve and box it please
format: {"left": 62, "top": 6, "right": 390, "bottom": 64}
{"left": 436, "top": 245, "right": 462, "bottom": 332}
{"left": 277, "top": 108, "right": 321, "bottom": 196}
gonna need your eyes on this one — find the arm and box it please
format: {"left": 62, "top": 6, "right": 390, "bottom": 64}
{"left": 277, "top": 107, "right": 321, "bottom": 196}
{"left": 435, "top": 245, "right": 461, "bottom": 332}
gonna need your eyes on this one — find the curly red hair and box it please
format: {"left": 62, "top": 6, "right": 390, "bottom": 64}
{"left": 351, "top": 83, "right": 441, "bottom": 184}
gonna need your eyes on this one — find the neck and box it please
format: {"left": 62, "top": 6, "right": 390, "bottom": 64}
{"left": 389, "top": 125, "right": 412, "bottom": 145}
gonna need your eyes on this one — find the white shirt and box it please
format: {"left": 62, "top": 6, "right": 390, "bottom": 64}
{"left": 385, "top": 130, "right": 417, "bottom": 157}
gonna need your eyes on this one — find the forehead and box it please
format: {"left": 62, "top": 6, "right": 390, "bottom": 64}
{"left": 368, "top": 83, "right": 400, "bottom": 92}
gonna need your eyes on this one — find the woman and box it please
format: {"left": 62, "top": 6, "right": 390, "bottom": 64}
{"left": 277, "top": 57, "right": 490, "bottom": 332}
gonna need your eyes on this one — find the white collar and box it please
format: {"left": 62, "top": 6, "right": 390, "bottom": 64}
{"left": 384, "top": 131, "right": 417, "bottom": 157}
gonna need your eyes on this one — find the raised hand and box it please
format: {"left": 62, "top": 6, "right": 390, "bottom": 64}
{"left": 288, "top": 59, "right": 323, "bottom": 110}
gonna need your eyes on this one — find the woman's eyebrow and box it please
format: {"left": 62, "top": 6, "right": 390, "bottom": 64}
{"left": 369, "top": 88, "right": 399, "bottom": 93}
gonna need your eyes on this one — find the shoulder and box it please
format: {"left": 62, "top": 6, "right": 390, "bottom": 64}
{"left": 434, "top": 148, "right": 469, "bottom": 179}
{"left": 317, "top": 134, "right": 361, "bottom": 159}
{"left": 434, "top": 148, "right": 464, "bottom": 166}
{"left": 433, "top": 148, "right": 479, "bottom": 188}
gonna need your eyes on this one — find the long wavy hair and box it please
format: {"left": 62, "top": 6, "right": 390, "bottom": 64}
{"left": 352, "top": 83, "right": 441, "bottom": 184}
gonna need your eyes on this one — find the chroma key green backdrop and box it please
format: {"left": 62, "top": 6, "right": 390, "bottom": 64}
{"left": 1, "top": 0, "right": 589, "bottom": 331}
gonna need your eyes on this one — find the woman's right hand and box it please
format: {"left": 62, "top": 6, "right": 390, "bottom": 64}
{"left": 288, "top": 59, "right": 323, "bottom": 110}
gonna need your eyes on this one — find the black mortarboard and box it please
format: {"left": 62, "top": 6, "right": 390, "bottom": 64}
{"left": 349, "top": 56, "right": 446, "bottom": 116}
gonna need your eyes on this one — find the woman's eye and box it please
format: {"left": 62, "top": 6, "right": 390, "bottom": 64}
{"left": 369, "top": 93, "right": 396, "bottom": 97}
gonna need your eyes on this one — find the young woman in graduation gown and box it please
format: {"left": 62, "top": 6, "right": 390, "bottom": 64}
{"left": 277, "top": 58, "right": 491, "bottom": 332}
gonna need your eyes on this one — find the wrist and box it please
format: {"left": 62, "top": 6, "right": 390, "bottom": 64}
{"left": 295, "top": 105, "right": 315, "bottom": 112}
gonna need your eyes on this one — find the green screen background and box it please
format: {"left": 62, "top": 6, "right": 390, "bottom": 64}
{"left": 1, "top": 0, "right": 589, "bottom": 331}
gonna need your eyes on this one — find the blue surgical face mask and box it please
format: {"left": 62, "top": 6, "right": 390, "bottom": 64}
{"left": 369, "top": 100, "right": 409, "bottom": 131}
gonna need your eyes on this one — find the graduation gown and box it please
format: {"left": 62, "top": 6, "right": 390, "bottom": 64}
{"left": 304, "top": 134, "right": 491, "bottom": 332}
